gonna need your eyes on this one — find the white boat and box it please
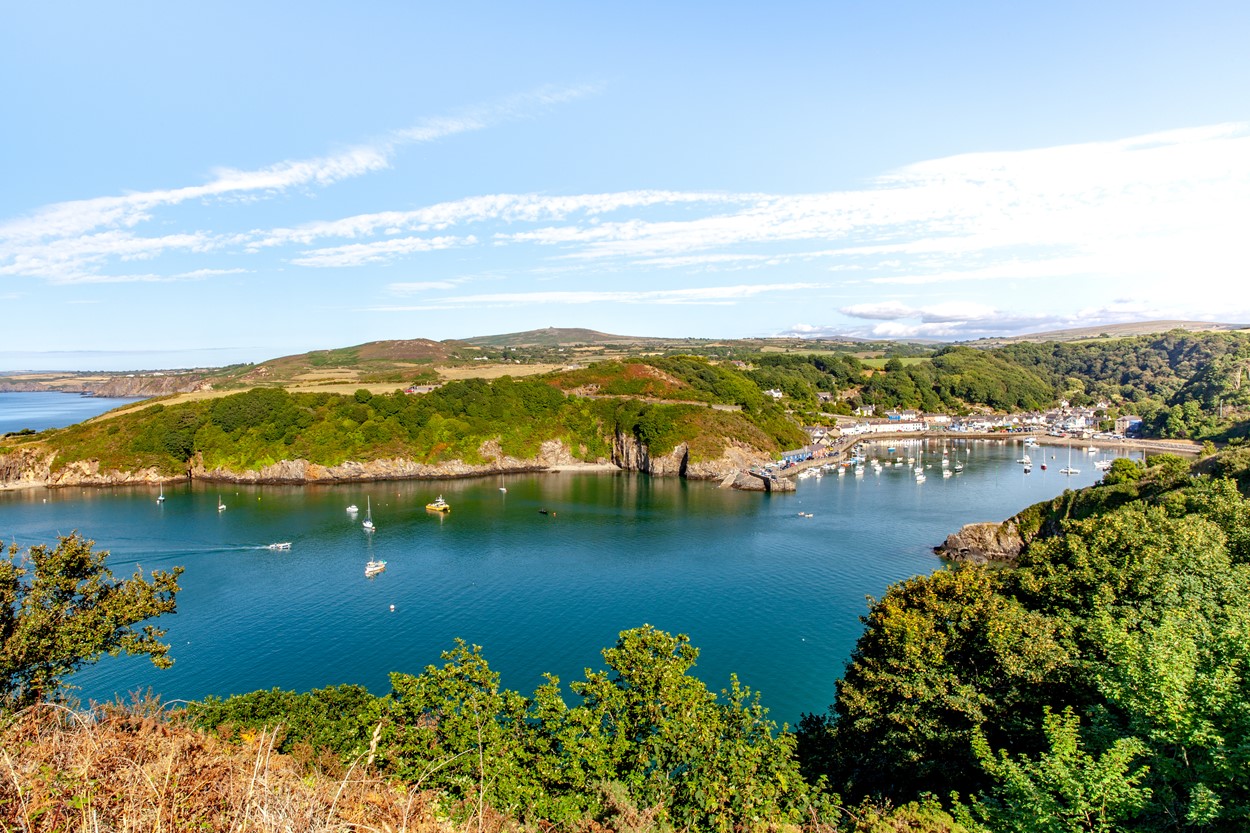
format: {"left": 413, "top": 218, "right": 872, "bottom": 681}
{"left": 266, "top": 542, "right": 291, "bottom": 550}
{"left": 363, "top": 496, "right": 375, "bottom": 532}
{"left": 364, "top": 559, "right": 386, "bottom": 577}
{"left": 1095, "top": 459, "right": 1113, "bottom": 471}
{"left": 346, "top": 504, "right": 358, "bottom": 513}
{"left": 499, "top": 487, "right": 507, "bottom": 493}
{"left": 217, "top": 495, "right": 226, "bottom": 512}
{"left": 1059, "top": 444, "right": 1081, "bottom": 475}
{"left": 157, "top": 484, "right": 165, "bottom": 504}
{"left": 1086, "top": 445, "right": 1099, "bottom": 453}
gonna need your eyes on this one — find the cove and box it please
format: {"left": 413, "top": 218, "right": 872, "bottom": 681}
{"left": 0, "top": 437, "right": 1112, "bottom": 726}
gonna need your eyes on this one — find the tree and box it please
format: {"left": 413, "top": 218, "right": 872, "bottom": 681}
{"left": 0, "top": 534, "right": 182, "bottom": 712}
{"left": 1100, "top": 457, "right": 1144, "bottom": 486}
{"left": 965, "top": 707, "right": 1151, "bottom": 833}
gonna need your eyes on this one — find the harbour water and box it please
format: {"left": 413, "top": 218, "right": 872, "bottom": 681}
{"left": 0, "top": 436, "right": 1115, "bottom": 725}
{"left": 0, "top": 391, "right": 144, "bottom": 434}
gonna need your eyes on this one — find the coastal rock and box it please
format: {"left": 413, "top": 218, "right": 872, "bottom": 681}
{"left": 0, "top": 446, "right": 173, "bottom": 489}
{"left": 0, "top": 447, "right": 54, "bottom": 488}
{"left": 612, "top": 432, "right": 688, "bottom": 476}
{"left": 724, "top": 470, "right": 795, "bottom": 492}
{"left": 934, "top": 520, "right": 1025, "bottom": 564}
{"left": 688, "top": 441, "right": 768, "bottom": 481}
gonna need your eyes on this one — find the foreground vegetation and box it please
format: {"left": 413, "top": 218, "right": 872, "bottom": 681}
{"left": 800, "top": 447, "right": 1250, "bottom": 831}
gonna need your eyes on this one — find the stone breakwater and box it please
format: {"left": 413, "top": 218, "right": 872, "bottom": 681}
{"left": 1, "top": 436, "right": 773, "bottom": 491}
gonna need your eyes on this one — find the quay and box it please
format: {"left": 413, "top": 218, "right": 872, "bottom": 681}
{"left": 728, "top": 429, "right": 1202, "bottom": 492}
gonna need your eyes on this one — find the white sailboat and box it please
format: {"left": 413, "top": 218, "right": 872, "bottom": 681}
{"left": 217, "top": 494, "right": 226, "bottom": 512}
{"left": 1060, "top": 444, "right": 1081, "bottom": 475}
{"left": 157, "top": 484, "right": 165, "bottom": 504}
{"left": 362, "top": 496, "right": 375, "bottom": 532}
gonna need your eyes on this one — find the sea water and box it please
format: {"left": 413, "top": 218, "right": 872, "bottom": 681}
{"left": 0, "top": 437, "right": 1116, "bottom": 725}
{"left": 0, "top": 391, "right": 145, "bottom": 434}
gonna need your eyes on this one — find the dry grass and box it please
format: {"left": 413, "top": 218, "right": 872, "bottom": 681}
{"left": 0, "top": 701, "right": 448, "bottom": 833}
{"left": 432, "top": 364, "right": 562, "bottom": 381}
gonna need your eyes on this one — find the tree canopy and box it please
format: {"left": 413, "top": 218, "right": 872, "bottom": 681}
{"left": 1, "top": 534, "right": 182, "bottom": 712}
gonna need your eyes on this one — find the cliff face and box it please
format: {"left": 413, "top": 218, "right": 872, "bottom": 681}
{"left": 0, "top": 447, "right": 171, "bottom": 489}
{"left": 933, "top": 520, "right": 1026, "bottom": 564}
{"left": 0, "top": 375, "right": 204, "bottom": 398}
{"left": 612, "top": 432, "right": 688, "bottom": 477}
{"left": 611, "top": 432, "right": 771, "bottom": 483}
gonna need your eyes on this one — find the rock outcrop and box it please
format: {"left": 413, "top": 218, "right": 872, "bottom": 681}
{"left": 933, "top": 520, "right": 1025, "bottom": 564}
{"left": 723, "top": 469, "right": 796, "bottom": 492}
{"left": 612, "top": 432, "right": 688, "bottom": 477}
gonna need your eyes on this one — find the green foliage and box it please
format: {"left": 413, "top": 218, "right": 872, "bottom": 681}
{"left": 0, "top": 534, "right": 182, "bottom": 712}
{"left": 803, "top": 448, "right": 1250, "bottom": 831}
{"left": 1100, "top": 457, "right": 1144, "bottom": 486}
{"left": 362, "top": 625, "right": 820, "bottom": 825}
{"left": 964, "top": 707, "right": 1151, "bottom": 833}
{"left": 199, "top": 627, "right": 820, "bottom": 828}
{"left": 818, "top": 565, "right": 1069, "bottom": 799}
{"left": 183, "top": 684, "right": 379, "bottom": 760}
{"left": 37, "top": 369, "right": 805, "bottom": 477}
{"left": 857, "top": 347, "right": 1053, "bottom": 413}
{"left": 996, "top": 330, "right": 1250, "bottom": 439}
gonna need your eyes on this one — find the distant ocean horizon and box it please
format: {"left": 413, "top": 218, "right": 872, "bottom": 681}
{"left": 0, "top": 391, "right": 145, "bottom": 435}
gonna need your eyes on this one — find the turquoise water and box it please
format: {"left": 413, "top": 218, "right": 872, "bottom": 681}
{"left": 0, "top": 436, "right": 1116, "bottom": 725}
{"left": 0, "top": 391, "right": 145, "bottom": 434}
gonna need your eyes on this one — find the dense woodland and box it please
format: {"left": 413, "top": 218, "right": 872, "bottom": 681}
{"left": 18, "top": 371, "right": 805, "bottom": 477}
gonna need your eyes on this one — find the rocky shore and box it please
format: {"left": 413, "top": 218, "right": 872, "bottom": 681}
{"left": 933, "top": 520, "right": 1026, "bottom": 564}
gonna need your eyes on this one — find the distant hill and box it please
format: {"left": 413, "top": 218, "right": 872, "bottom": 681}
{"left": 199, "top": 338, "right": 471, "bottom": 389}
{"left": 462, "top": 327, "right": 649, "bottom": 348}
{"left": 971, "top": 320, "right": 1249, "bottom": 346}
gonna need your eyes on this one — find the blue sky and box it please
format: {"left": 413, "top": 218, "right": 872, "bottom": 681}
{"left": 3, "top": 1, "right": 1249, "bottom": 371}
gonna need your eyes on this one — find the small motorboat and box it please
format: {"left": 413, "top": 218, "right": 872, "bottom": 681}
{"left": 426, "top": 495, "right": 451, "bottom": 513}
{"left": 365, "top": 559, "right": 386, "bottom": 577}
{"left": 266, "top": 542, "right": 292, "bottom": 550}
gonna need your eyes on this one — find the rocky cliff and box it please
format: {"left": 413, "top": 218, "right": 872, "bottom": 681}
{"left": 0, "top": 372, "right": 209, "bottom": 398}
{"left": 933, "top": 520, "right": 1026, "bottom": 564}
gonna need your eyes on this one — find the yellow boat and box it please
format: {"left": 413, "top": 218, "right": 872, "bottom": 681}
{"left": 426, "top": 495, "right": 451, "bottom": 513}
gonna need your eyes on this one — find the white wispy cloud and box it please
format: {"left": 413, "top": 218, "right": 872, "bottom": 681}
{"left": 5, "top": 116, "right": 1247, "bottom": 336}
{"left": 367, "top": 282, "right": 822, "bottom": 311}
{"left": 252, "top": 190, "right": 739, "bottom": 253}
{"left": 292, "top": 235, "right": 475, "bottom": 268}
{"left": 388, "top": 279, "right": 467, "bottom": 294}
{"left": 0, "top": 85, "right": 600, "bottom": 280}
